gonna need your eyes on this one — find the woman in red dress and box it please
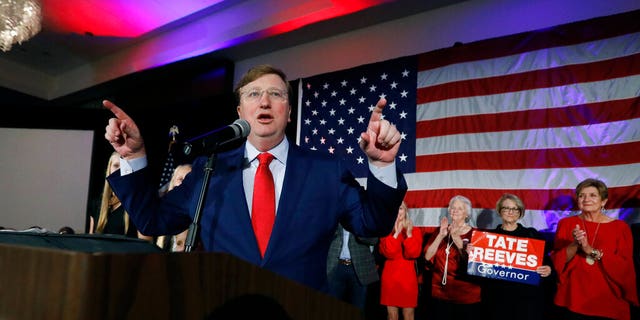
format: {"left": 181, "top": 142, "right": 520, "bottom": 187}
{"left": 551, "top": 178, "right": 638, "bottom": 320}
{"left": 379, "top": 201, "right": 423, "bottom": 320}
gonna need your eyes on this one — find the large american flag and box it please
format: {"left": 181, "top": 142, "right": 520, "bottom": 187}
{"left": 297, "top": 10, "right": 640, "bottom": 231}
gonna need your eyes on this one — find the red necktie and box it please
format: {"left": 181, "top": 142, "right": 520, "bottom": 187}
{"left": 252, "top": 152, "right": 275, "bottom": 257}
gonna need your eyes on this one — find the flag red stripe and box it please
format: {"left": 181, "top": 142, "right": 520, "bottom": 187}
{"left": 415, "top": 141, "right": 640, "bottom": 172}
{"left": 417, "top": 53, "right": 640, "bottom": 104}
{"left": 418, "top": 10, "right": 640, "bottom": 71}
{"left": 416, "top": 97, "right": 640, "bottom": 138}
{"left": 405, "top": 185, "right": 640, "bottom": 211}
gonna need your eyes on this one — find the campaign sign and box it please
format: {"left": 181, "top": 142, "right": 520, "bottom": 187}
{"left": 467, "top": 230, "right": 545, "bottom": 285}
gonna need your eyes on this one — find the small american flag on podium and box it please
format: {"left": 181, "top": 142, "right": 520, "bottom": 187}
{"left": 158, "top": 125, "right": 180, "bottom": 194}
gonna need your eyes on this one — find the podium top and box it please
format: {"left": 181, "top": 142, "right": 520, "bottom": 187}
{"left": 0, "top": 231, "right": 162, "bottom": 253}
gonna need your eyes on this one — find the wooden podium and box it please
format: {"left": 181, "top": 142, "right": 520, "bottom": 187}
{"left": 0, "top": 232, "right": 363, "bottom": 320}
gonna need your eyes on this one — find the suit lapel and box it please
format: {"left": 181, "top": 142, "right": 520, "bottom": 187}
{"left": 213, "top": 147, "right": 260, "bottom": 253}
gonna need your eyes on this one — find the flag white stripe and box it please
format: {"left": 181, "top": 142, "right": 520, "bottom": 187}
{"left": 408, "top": 207, "right": 638, "bottom": 230}
{"left": 418, "top": 32, "right": 640, "bottom": 87}
{"left": 408, "top": 208, "right": 551, "bottom": 230}
{"left": 405, "top": 163, "right": 640, "bottom": 191}
{"left": 416, "top": 117, "right": 640, "bottom": 156}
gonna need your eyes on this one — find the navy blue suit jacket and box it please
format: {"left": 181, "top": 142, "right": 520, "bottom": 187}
{"left": 108, "top": 143, "right": 407, "bottom": 292}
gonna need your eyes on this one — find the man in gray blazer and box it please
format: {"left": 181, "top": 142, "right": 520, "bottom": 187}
{"left": 327, "top": 224, "right": 380, "bottom": 311}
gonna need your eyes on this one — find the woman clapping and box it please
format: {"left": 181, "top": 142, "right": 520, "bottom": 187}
{"left": 551, "top": 178, "right": 638, "bottom": 320}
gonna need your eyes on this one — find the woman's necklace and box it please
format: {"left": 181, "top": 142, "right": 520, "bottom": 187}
{"left": 582, "top": 216, "right": 601, "bottom": 265}
{"left": 441, "top": 234, "right": 455, "bottom": 285}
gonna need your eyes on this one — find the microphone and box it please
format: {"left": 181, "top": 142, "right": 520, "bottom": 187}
{"left": 182, "top": 119, "right": 250, "bottom": 156}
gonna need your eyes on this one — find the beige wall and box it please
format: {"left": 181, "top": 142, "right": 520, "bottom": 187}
{"left": 0, "top": 128, "right": 93, "bottom": 232}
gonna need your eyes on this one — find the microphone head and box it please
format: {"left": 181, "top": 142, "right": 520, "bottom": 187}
{"left": 233, "top": 119, "right": 251, "bottom": 138}
{"left": 181, "top": 119, "right": 251, "bottom": 157}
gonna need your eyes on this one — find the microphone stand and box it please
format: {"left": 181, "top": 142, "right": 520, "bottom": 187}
{"left": 184, "top": 146, "right": 218, "bottom": 253}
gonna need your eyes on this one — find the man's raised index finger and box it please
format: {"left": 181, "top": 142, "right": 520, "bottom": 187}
{"left": 103, "top": 100, "right": 129, "bottom": 119}
{"left": 369, "top": 98, "right": 387, "bottom": 121}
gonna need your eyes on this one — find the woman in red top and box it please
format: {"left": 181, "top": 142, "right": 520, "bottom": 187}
{"left": 379, "top": 201, "right": 423, "bottom": 320}
{"left": 551, "top": 178, "right": 639, "bottom": 320}
{"left": 423, "top": 195, "right": 481, "bottom": 320}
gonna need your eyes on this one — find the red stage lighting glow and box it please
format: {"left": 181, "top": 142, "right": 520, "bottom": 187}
{"left": 41, "top": 0, "right": 223, "bottom": 37}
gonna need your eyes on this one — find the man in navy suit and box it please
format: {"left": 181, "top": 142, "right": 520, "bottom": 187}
{"left": 103, "top": 64, "right": 407, "bottom": 292}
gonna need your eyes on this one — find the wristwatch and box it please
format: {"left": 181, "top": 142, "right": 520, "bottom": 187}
{"left": 590, "top": 249, "right": 603, "bottom": 261}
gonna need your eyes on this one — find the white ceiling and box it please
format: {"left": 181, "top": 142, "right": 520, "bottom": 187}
{"left": 0, "top": 0, "right": 464, "bottom": 100}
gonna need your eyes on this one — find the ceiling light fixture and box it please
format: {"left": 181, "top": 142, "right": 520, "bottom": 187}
{"left": 0, "top": 0, "right": 42, "bottom": 52}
